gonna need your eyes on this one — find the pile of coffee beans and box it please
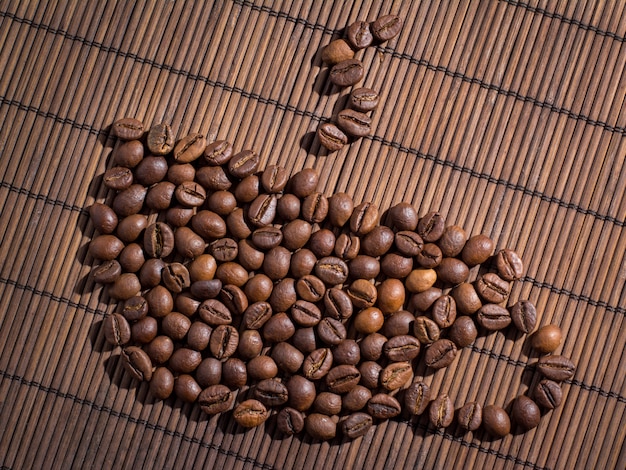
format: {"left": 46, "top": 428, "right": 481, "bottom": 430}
{"left": 317, "top": 15, "right": 403, "bottom": 152}
{"left": 91, "top": 117, "right": 575, "bottom": 440}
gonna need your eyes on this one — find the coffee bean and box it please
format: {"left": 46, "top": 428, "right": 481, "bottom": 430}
{"left": 287, "top": 375, "right": 317, "bottom": 411}
{"left": 537, "top": 355, "right": 575, "bottom": 381}
{"left": 221, "top": 358, "right": 248, "bottom": 389}
{"left": 292, "top": 327, "right": 318, "bottom": 355}
{"left": 169, "top": 348, "right": 202, "bottom": 374}
{"left": 361, "top": 225, "right": 395, "bottom": 257}
{"left": 247, "top": 355, "right": 278, "bottom": 381}
{"left": 209, "top": 325, "right": 239, "bottom": 360}
{"left": 510, "top": 300, "right": 537, "bottom": 334}
{"left": 359, "top": 361, "right": 383, "bottom": 389}
{"left": 383, "top": 335, "right": 420, "bottom": 362}
{"left": 108, "top": 273, "right": 141, "bottom": 300}
{"left": 103, "top": 166, "right": 133, "bottom": 191}
{"left": 215, "top": 261, "right": 248, "bottom": 287}
{"left": 330, "top": 58, "right": 364, "bottom": 87}
{"left": 337, "top": 109, "right": 371, "bottom": 137}
{"left": 413, "top": 316, "right": 440, "bottom": 344}
{"left": 495, "top": 249, "right": 524, "bottom": 281}
{"left": 263, "top": 312, "right": 295, "bottom": 343}
{"left": 318, "top": 122, "right": 348, "bottom": 152}
{"left": 277, "top": 407, "right": 305, "bottom": 435}
{"left": 431, "top": 295, "right": 457, "bottom": 328}
{"left": 239, "top": 240, "right": 266, "bottom": 271}
{"left": 290, "top": 300, "right": 322, "bottom": 327}
{"left": 121, "top": 346, "right": 153, "bottom": 381}
{"left": 130, "top": 316, "right": 158, "bottom": 344}
{"left": 305, "top": 413, "right": 336, "bottom": 440}
{"left": 329, "top": 339, "right": 359, "bottom": 366}
{"left": 346, "top": 21, "right": 373, "bottom": 49}
{"left": 477, "top": 304, "right": 511, "bottom": 330}
{"left": 263, "top": 246, "right": 292, "bottom": 281}
{"left": 103, "top": 313, "right": 131, "bottom": 346}
{"left": 415, "top": 243, "right": 443, "bottom": 268}
{"left": 405, "top": 382, "right": 431, "bottom": 415}
{"left": 450, "top": 283, "right": 482, "bottom": 315}
{"left": 134, "top": 156, "right": 168, "bottom": 186}
{"left": 349, "top": 87, "right": 379, "bottom": 112}
{"left": 353, "top": 307, "right": 384, "bottom": 335}
{"left": 325, "top": 365, "right": 360, "bottom": 394}
{"left": 324, "top": 287, "right": 353, "bottom": 321}
{"left": 219, "top": 284, "right": 248, "bottom": 316}
{"left": 511, "top": 395, "right": 541, "bottom": 430}
{"left": 175, "top": 181, "right": 206, "bottom": 207}
{"left": 367, "top": 393, "right": 401, "bottom": 419}
{"left": 93, "top": 260, "right": 122, "bottom": 284}
{"left": 144, "top": 222, "right": 175, "bottom": 259}
{"left": 380, "top": 253, "right": 413, "bottom": 279}
{"left": 267, "top": 278, "right": 296, "bottom": 313}
{"left": 254, "top": 378, "right": 288, "bottom": 407}
{"left": 309, "top": 229, "right": 337, "bottom": 259}
{"left": 534, "top": 379, "right": 562, "bottom": 409}
{"left": 176, "top": 292, "right": 201, "bottom": 316}
{"left": 410, "top": 287, "right": 442, "bottom": 312}
{"left": 350, "top": 202, "right": 379, "bottom": 235}
{"left": 226, "top": 208, "right": 252, "bottom": 240}
{"left": 328, "top": 192, "right": 354, "bottom": 227}
{"left": 359, "top": 334, "right": 387, "bottom": 362}
{"left": 196, "top": 360, "right": 223, "bottom": 388}
{"left": 317, "top": 317, "right": 347, "bottom": 345}
{"left": 228, "top": 150, "right": 259, "bottom": 179}
{"left": 147, "top": 122, "right": 174, "bottom": 155}
{"left": 241, "top": 301, "right": 271, "bottom": 330}
{"left": 342, "top": 386, "right": 372, "bottom": 412}
{"left": 243, "top": 273, "right": 272, "bottom": 302}
{"left": 146, "top": 180, "right": 176, "bottom": 211}
{"left": 448, "top": 316, "right": 478, "bottom": 348}
{"left": 322, "top": 38, "right": 355, "bottom": 64}
{"left": 234, "top": 175, "right": 260, "bottom": 204}
{"left": 259, "top": 165, "right": 288, "bottom": 194}
{"left": 198, "top": 299, "right": 232, "bottom": 326}
{"left": 379, "top": 361, "right": 412, "bottom": 391}
{"left": 282, "top": 219, "right": 312, "bottom": 251}
{"left": 167, "top": 164, "right": 196, "bottom": 187}
{"left": 112, "top": 117, "right": 144, "bottom": 140}
{"left": 314, "top": 392, "right": 343, "bottom": 415}
{"left": 121, "top": 295, "right": 148, "bottom": 321}
{"left": 174, "top": 227, "right": 205, "bottom": 259}
{"left": 315, "top": 256, "right": 349, "bottom": 285}
{"left": 90, "top": 203, "right": 118, "bottom": 234}
{"left": 89, "top": 234, "right": 124, "bottom": 261}
{"left": 341, "top": 412, "right": 373, "bottom": 438}
{"left": 271, "top": 342, "right": 304, "bottom": 375}
{"left": 302, "top": 192, "right": 329, "bottom": 223}
{"left": 143, "top": 336, "right": 174, "bottom": 364}
{"left": 429, "top": 394, "right": 454, "bottom": 428}
{"left": 425, "top": 339, "right": 457, "bottom": 369}
{"left": 531, "top": 324, "right": 562, "bottom": 353}
{"left": 248, "top": 194, "right": 277, "bottom": 227}
{"left": 162, "top": 262, "right": 190, "bottom": 293}
{"left": 187, "top": 322, "right": 213, "bottom": 352}
{"left": 296, "top": 275, "right": 326, "bottom": 302}
{"left": 436, "top": 257, "right": 470, "bottom": 285}
{"left": 196, "top": 165, "right": 232, "bottom": 191}
{"left": 371, "top": 14, "right": 403, "bottom": 41}
{"left": 198, "top": 384, "right": 234, "bottom": 415}
{"left": 349, "top": 255, "right": 380, "bottom": 280}
{"left": 405, "top": 268, "right": 437, "bottom": 293}
{"left": 289, "top": 168, "right": 319, "bottom": 198}
{"left": 173, "top": 133, "right": 206, "bottom": 163}
{"left": 482, "top": 405, "right": 511, "bottom": 438}
{"left": 476, "top": 272, "right": 510, "bottom": 303}
{"left": 116, "top": 214, "right": 148, "bottom": 244}
{"left": 204, "top": 140, "right": 233, "bottom": 165}
{"left": 150, "top": 366, "right": 174, "bottom": 400}
{"left": 458, "top": 401, "right": 482, "bottom": 431}
{"left": 303, "top": 348, "right": 333, "bottom": 380}
{"left": 381, "top": 310, "right": 414, "bottom": 338}
{"left": 161, "top": 312, "right": 191, "bottom": 341}
{"left": 209, "top": 238, "right": 238, "bottom": 263}
{"left": 237, "top": 330, "right": 263, "bottom": 360}
{"left": 461, "top": 234, "right": 495, "bottom": 266}
{"left": 175, "top": 374, "right": 202, "bottom": 403}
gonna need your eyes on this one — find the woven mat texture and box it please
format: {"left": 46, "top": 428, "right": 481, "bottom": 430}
{"left": 1, "top": 1, "right": 625, "bottom": 469}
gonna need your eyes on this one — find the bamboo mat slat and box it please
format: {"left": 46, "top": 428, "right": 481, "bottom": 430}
{"left": 1, "top": 0, "right": 626, "bottom": 469}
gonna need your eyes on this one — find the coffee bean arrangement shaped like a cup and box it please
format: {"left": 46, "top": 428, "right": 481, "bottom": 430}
{"left": 91, "top": 118, "right": 576, "bottom": 441}
{"left": 317, "top": 15, "right": 404, "bottom": 152}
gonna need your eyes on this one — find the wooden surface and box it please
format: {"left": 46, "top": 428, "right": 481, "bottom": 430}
{"left": 1, "top": 1, "right": 625, "bottom": 469}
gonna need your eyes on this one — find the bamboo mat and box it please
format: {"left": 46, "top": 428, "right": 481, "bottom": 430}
{"left": 0, "top": 0, "right": 625, "bottom": 468}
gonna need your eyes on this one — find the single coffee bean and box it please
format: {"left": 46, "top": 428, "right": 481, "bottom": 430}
{"left": 226, "top": 208, "right": 252, "bottom": 240}
{"left": 210, "top": 237, "right": 238, "bottom": 262}
{"left": 228, "top": 149, "right": 259, "bottom": 179}
{"left": 247, "top": 355, "right": 279, "bottom": 381}
{"left": 271, "top": 342, "right": 304, "bottom": 375}
{"left": 187, "top": 254, "right": 217, "bottom": 282}
{"left": 143, "top": 222, "right": 175, "bottom": 259}
{"left": 381, "top": 310, "right": 414, "bottom": 338}
{"left": 410, "top": 287, "right": 443, "bottom": 312}
{"left": 267, "top": 278, "right": 296, "bottom": 313}
{"left": 436, "top": 257, "right": 470, "bottom": 285}
{"left": 112, "top": 117, "right": 144, "bottom": 140}
{"left": 431, "top": 295, "right": 457, "bottom": 328}
{"left": 222, "top": 357, "right": 247, "bottom": 389}
{"left": 342, "top": 386, "right": 372, "bottom": 412}
{"left": 215, "top": 261, "right": 248, "bottom": 287}
{"left": 335, "top": 233, "right": 361, "bottom": 260}
{"left": 404, "top": 382, "right": 431, "bottom": 415}
{"left": 290, "top": 300, "right": 322, "bottom": 327}
{"left": 315, "top": 256, "right": 349, "bottom": 285}
{"left": 198, "top": 384, "right": 234, "bottom": 415}
{"left": 296, "top": 275, "right": 326, "bottom": 302}
{"left": 103, "top": 313, "right": 132, "bottom": 346}
{"left": 176, "top": 292, "right": 201, "bottom": 316}
{"left": 116, "top": 214, "right": 148, "bottom": 244}
{"left": 173, "top": 133, "right": 206, "bottom": 163}
{"left": 277, "top": 407, "right": 305, "bottom": 435}
{"left": 359, "top": 333, "right": 387, "bottom": 361}
{"left": 147, "top": 122, "right": 174, "bottom": 155}
{"left": 437, "top": 225, "right": 467, "bottom": 257}
{"left": 413, "top": 316, "right": 440, "bottom": 344}
{"left": 531, "top": 324, "right": 562, "bottom": 353}
{"left": 309, "top": 229, "right": 336, "bottom": 258}
{"left": 258, "top": 165, "right": 287, "bottom": 194}
{"left": 314, "top": 392, "right": 343, "bottom": 416}
{"left": 323, "top": 287, "right": 353, "bottom": 321}
{"left": 395, "top": 231, "right": 424, "bottom": 256}
{"left": 359, "top": 361, "right": 382, "bottom": 389}
{"left": 161, "top": 312, "right": 192, "bottom": 341}
{"left": 537, "top": 355, "right": 575, "bottom": 381}
{"left": 346, "top": 20, "right": 373, "bottom": 49}
{"left": 303, "top": 348, "right": 333, "bottom": 380}
{"left": 495, "top": 249, "right": 524, "bottom": 281}
{"left": 477, "top": 304, "right": 511, "bottom": 330}
{"left": 353, "top": 307, "right": 384, "bottom": 335}
{"left": 425, "top": 339, "right": 457, "bottom": 369}
{"left": 150, "top": 367, "right": 175, "bottom": 400}
{"left": 302, "top": 192, "right": 329, "bottom": 223}
{"left": 383, "top": 335, "right": 420, "bottom": 362}
{"left": 130, "top": 316, "right": 158, "bottom": 344}
{"left": 347, "top": 279, "right": 378, "bottom": 309}
{"left": 121, "top": 346, "right": 153, "bottom": 381}
{"left": 361, "top": 225, "right": 395, "bottom": 257}
{"left": 187, "top": 322, "right": 213, "bottom": 352}
{"left": 168, "top": 348, "right": 202, "bottom": 374}
{"left": 175, "top": 181, "right": 206, "bottom": 207}
{"left": 317, "top": 123, "right": 348, "bottom": 152}
{"left": 90, "top": 203, "right": 118, "bottom": 234}
{"left": 248, "top": 193, "right": 277, "bottom": 227}
{"left": 417, "top": 211, "right": 445, "bottom": 242}
{"left": 461, "top": 234, "right": 495, "bottom": 266}
{"left": 511, "top": 395, "right": 541, "bottom": 430}
{"left": 349, "top": 255, "right": 380, "bottom": 280}
{"left": 263, "top": 246, "right": 292, "bottom": 281}
{"left": 207, "top": 189, "right": 238, "bottom": 214}
{"left": 458, "top": 401, "right": 482, "bottom": 431}
{"left": 292, "top": 327, "right": 318, "bottom": 354}
{"left": 327, "top": 192, "right": 354, "bottom": 227}
{"left": 405, "top": 268, "right": 437, "bottom": 293}
{"left": 282, "top": 219, "right": 312, "bottom": 251}
{"left": 450, "top": 283, "right": 482, "bottom": 315}
{"left": 174, "top": 374, "right": 202, "bottom": 403}
{"left": 534, "top": 379, "right": 563, "bottom": 409}
{"left": 305, "top": 413, "right": 336, "bottom": 440}
{"left": 379, "top": 361, "right": 412, "bottom": 391}
{"left": 104, "top": 166, "right": 133, "bottom": 190}
{"left": 371, "top": 14, "right": 403, "bottom": 41}
{"left": 380, "top": 252, "right": 416, "bottom": 279}
{"left": 448, "top": 316, "right": 478, "bottom": 348}
{"left": 241, "top": 301, "right": 272, "bottom": 330}
{"left": 93, "top": 260, "right": 122, "bottom": 284}
{"left": 332, "top": 339, "right": 360, "bottom": 366}
{"left": 167, "top": 163, "right": 196, "bottom": 185}
{"left": 287, "top": 375, "right": 317, "bottom": 411}
{"left": 476, "top": 272, "right": 510, "bottom": 303}
{"left": 239, "top": 240, "right": 265, "bottom": 271}
{"left": 337, "top": 109, "right": 371, "bottom": 137}
{"left": 198, "top": 299, "right": 232, "bottom": 326}
{"left": 289, "top": 168, "right": 319, "bottom": 198}
{"left": 367, "top": 393, "right": 401, "bottom": 419}
{"left": 89, "top": 234, "right": 124, "bottom": 261}
{"left": 415, "top": 243, "right": 443, "bottom": 268}
{"left": 317, "top": 317, "right": 347, "bottom": 345}
{"left": 234, "top": 175, "right": 260, "bottom": 204}
{"left": 349, "top": 87, "right": 379, "bottom": 112}
{"left": 341, "top": 412, "right": 373, "bottom": 439}
{"left": 143, "top": 336, "right": 174, "bottom": 364}
{"left": 134, "top": 156, "right": 168, "bottom": 186}
{"left": 238, "top": 329, "right": 263, "bottom": 360}
{"left": 321, "top": 38, "right": 355, "bottom": 64}
{"left": 276, "top": 193, "right": 300, "bottom": 221}
{"left": 118, "top": 243, "right": 145, "bottom": 273}
{"left": 329, "top": 58, "right": 364, "bottom": 87}
{"left": 510, "top": 300, "right": 537, "bottom": 334}
{"left": 121, "top": 295, "right": 148, "bottom": 321}
{"left": 209, "top": 325, "right": 239, "bottom": 359}
{"left": 254, "top": 378, "right": 289, "bottom": 407}
{"left": 218, "top": 284, "right": 247, "bottom": 316}
{"left": 174, "top": 227, "right": 205, "bottom": 259}
{"left": 204, "top": 140, "right": 233, "bottom": 165}
{"left": 482, "top": 405, "right": 511, "bottom": 438}
{"left": 263, "top": 312, "right": 296, "bottom": 343}
{"left": 243, "top": 273, "right": 272, "bottom": 302}
{"left": 143, "top": 285, "right": 173, "bottom": 317}
{"left": 196, "top": 165, "right": 232, "bottom": 191}
{"left": 194, "top": 360, "right": 223, "bottom": 389}
{"left": 138, "top": 258, "right": 166, "bottom": 289}
{"left": 350, "top": 202, "right": 379, "bottom": 235}
{"left": 429, "top": 394, "right": 454, "bottom": 428}
{"left": 108, "top": 273, "right": 141, "bottom": 300}
{"left": 162, "top": 262, "right": 190, "bottom": 293}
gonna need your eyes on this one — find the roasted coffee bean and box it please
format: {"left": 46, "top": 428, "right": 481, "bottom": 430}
{"left": 324, "top": 287, "right": 353, "bottom": 321}
{"left": 346, "top": 20, "right": 373, "bottom": 49}
{"left": 187, "top": 322, "right": 213, "bottom": 351}
{"left": 531, "top": 324, "right": 562, "bottom": 353}
{"left": 448, "top": 316, "right": 478, "bottom": 348}
{"left": 277, "top": 407, "right": 305, "bottom": 435}
{"left": 367, "top": 393, "right": 402, "bottom": 419}
{"left": 328, "top": 192, "right": 354, "bottom": 227}
{"left": 349, "top": 255, "right": 380, "bottom": 280}
{"left": 450, "top": 283, "right": 482, "bottom": 315}
{"left": 220, "top": 284, "right": 248, "bottom": 316}
{"left": 317, "top": 122, "right": 348, "bottom": 152}
{"left": 458, "top": 401, "right": 482, "bottom": 431}
{"left": 226, "top": 208, "right": 252, "bottom": 240}
{"left": 204, "top": 140, "right": 233, "bottom": 165}
{"left": 461, "top": 234, "right": 495, "bottom": 266}
{"left": 381, "top": 310, "right": 414, "bottom": 338}
{"left": 271, "top": 342, "right": 304, "bottom": 375}
{"left": 147, "top": 122, "right": 174, "bottom": 155}
{"left": 437, "top": 225, "right": 467, "bottom": 257}
{"left": 289, "top": 168, "right": 319, "bottom": 198}
{"left": 108, "top": 273, "right": 141, "bottom": 300}
{"left": 210, "top": 237, "right": 238, "bottom": 262}
{"left": 242, "top": 301, "right": 272, "bottom": 329}
{"left": 482, "top": 405, "right": 511, "bottom": 438}
{"left": 342, "top": 412, "right": 372, "bottom": 438}
{"left": 405, "top": 268, "right": 437, "bottom": 293}
{"left": 495, "top": 249, "right": 524, "bottom": 281}
{"left": 361, "top": 226, "right": 395, "bottom": 257}
{"left": 510, "top": 300, "right": 537, "bottom": 334}
{"left": 121, "top": 346, "right": 152, "bottom": 381}
{"left": 161, "top": 312, "right": 191, "bottom": 341}
{"left": 429, "top": 394, "right": 454, "bottom": 428}
{"left": 89, "top": 234, "right": 124, "bottom": 261}
{"left": 395, "top": 231, "right": 424, "bottom": 257}
{"left": 410, "top": 287, "right": 443, "bottom": 312}
{"left": 104, "top": 166, "right": 133, "bottom": 190}
{"left": 476, "top": 272, "right": 510, "bottom": 303}
{"left": 305, "top": 413, "right": 336, "bottom": 440}
{"left": 263, "top": 246, "right": 292, "bottom": 281}
{"left": 254, "top": 378, "right": 289, "bottom": 407}
{"left": 436, "top": 257, "right": 470, "bottom": 285}
{"left": 321, "top": 38, "right": 354, "bottom": 64}
{"left": 335, "top": 232, "right": 360, "bottom": 260}
{"left": 290, "top": 300, "right": 322, "bottom": 327}
{"left": 144, "top": 285, "right": 173, "bottom": 317}
{"left": 143, "top": 336, "right": 174, "bottom": 364}
{"left": 134, "top": 156, "right": 168, "bottom": 187}
{"left": 383, "top": 336, "right": 420, "bottom": 362}
{"left": 199, "top": 299, "right": 233, "bottom": 326}
{"left": 130, "top": 316, "right": 158, "bottom": 344}
{"left": 144, "top": 222, "right": 175, "bottom": 259}
{"left": 380, "top": 252, "right": 413, "bottom": 279}
{"left": 112, "top": 117, "right": 144, "bottom": 140}
{"left": 121, "top": 295, "right": 148, "bottom": 321}
{"left": 90, "top": 203, "right": 118, "bottom": 234}
{"left": 195, "top": 361, "right": 223, "bottom": 390}
{"left": 405, "top": 382, "right": 431, "bottom": 415}
{"left": 350, "top": 202, "right": 379, "bottom": 235}
{"left": 415, "top": 243, "right": 443, "bottom": 268}
{"left": 425, "top": 339, "right": 457, "bottom": 369}
{"left": 248, "top": 194, "right": 277, "bottom": 227}
{"left": 295, "top": 275, "right": 326, "bottom": 302}
{"left": 174, "top": 227, "right": 205, "bottom": 259}
{"left": 309, "top": 229, "right": 336, "bottom": 258}
{"left": 317, "top": 317, "right": 347, "bottom": 345}
{"left": 511, "top": 395, "right": 541, "bottom": 430}
{"left": 314, "top": 392, "right": 343, "bottom": 415}
{"left": 119, "top": 242, "right": 147, "bottom": 272}
{"left": 196, "top": 165, "right": 232, "bottom": 191}
{"left": 150, "top": 366, "right": 175, "bottom": 399}
{"left": 332, "top": 339, "right": 360, "bottom": 366}
{"left": 263, "top": 312, "right": 295, "bottom": 343}
{"left": 169, "top": 348, "right": 202, "bottom": 374}
{"left": 215, "top": 261, "right": 248, "bottom": 287}
{"left": 228, "top": 149, "right": 259, "bottom": 179}
{"left": 222, "top": 357, "right": 248, "bottom": 389}
{"left": 349, "top": 87, "right": 379, "bottom": 112}
{"left": 174, "top": 374, "right": 202, "bottom": 402}
{"left": 477, "top": 304, "right": 511, "bottom": 330}
{"left": 175, "top": 181, "right": 206, "bottom": 207}
{"left": 534, "top": 379, "right": 563, "bottom": 409}
{"left": 413, "top": 316, "right": 440, "bottom": 344}
{"left": 353, "top": 307, "right": 384, "bottom": 335}
{"left": 431, "top": 295, "right": 457, "bottom": 328}
{"left": 187, "top": 254, "right": 217, "bottom": 282}
{"left": 282, "top": 219, "right": 312, "bottom": 251}
{"left": 176, "top": 292, "right": 201, "bottom": 316}
{"left": 143, "top": 181, "right": 173, "bottom": 210}
{"left": 276, "top": 193, "right": 301, "bottom": 221}
{"left": 162, "top": 262, "right": 190, "bottom": 293}
{"left": 379, "top": 361, "right": 412, "bottom": 391}
{"left": 173, "top": 133, "right": 205, "bottom": 163}
{"left": 287, "top": 375, "right": 317, "bottom": 411}
{"left": 337, "top": 109, "right": 371, "bottom": 137}
{"left": 359, "top": 333, "right": 387, "bottom": 362}
{"left": 207, "top": 190, "right": 237, "bottom": 215}
{"left": 239, "top": 240, "right": 266, "bottom": 271}
{"left": 329, "top": 58, "right": 364, "bottom": 87}
{"left": 315, "top": 256, "right": 349, "bottom": 285}
{"left": 359, "top": 361, "right": 383, "bottom": 389}
{"left": 259, "top": 165, "right": 288, "bottom": 194}
{"left": 303, "top": 348, "right": 333, "bottom": 380}
{"left": 347, "top": 279, "right": 378, "bottom": 309}
{"left": 292, "top": 327, "right": 318, "bottom": 354}
{"left": 167, "top": 163, "right": 196, "bottom": 185}
{"left": 198, "top": 384, "right": 234, "bottom": 414}
{"left": 209, "top": 325, "right": 239, "bottom": 359}
{"left": 537, "top": 355, "right": 575, "bottom": 381}
{"left": 343, "top": 386, "right": 372, "bottom": 412}
{"left": 301, "top": 192, "right": 329, "bottom": 223}
{"left": 93, "top": 260, "right": 122, "bottom": 284}
{"left": 116, "top": 214, "right": 148, "bottom": 244}
{"left": 267, "top": 278, "right": 296, "bottom": 312}
{"left": 417, "top": 211, "right": 445, "bottom": 242}
{"left": 238, "top": 329, "right": 263, "bottom": 360}
{"left": 247, "top": 355, "right": 278, "bottom": 381}
{"left": 103, "top": 313, "right": 131, "bottom": 346}
{"left": 325, "top": 365, "right": 360, "bottom": 394}
{"left": 371, "top": 14, "right": 403, "bottom": 41}
{"left": 243, "top": 273, "right": 272, "bottom": 302}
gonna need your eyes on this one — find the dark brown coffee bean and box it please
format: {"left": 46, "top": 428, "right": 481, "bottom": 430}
{"left": 511, "top": 395, "right": 541, "bottom": 430}
{"left": 371, "top": 14, "right": 403, "bottom": 41}
{"left": 174, "top": 374, "right": 202, "bottom": 403}
{"left": 209, "top": 325, "right": 239, "bottom": 359}
{"left": 207, "top": 190, "right": 237, "bottom": 215}
{"left": 431, "top": 295, "right": 457, "bottom": 328}
{"left": 262, "top": 312, "right": 295, "bottom": 343}
{"left": 276, "top": 193, "right": 301, "bottom": 221}
{"left": 337, "top": 109, "right": 371, "bottom": 137}
{"left": 239, "top": 240, "right": 265, "bottom": 271}
{"left": 198, "top": 384, "right": 234, "bottom": 415}
{"left": 89, "top": 234, "right": 124, "bottom": 261}
{"left": 215, "top": 261, "right": 248, "bottom": 287}
{"left": 144, "top": 336, "right": 174, "bottom": 364}
{"left": 247, "top": 355, "right": 278, "bottom": 381}
{"left": 448, "top": 316, "right": 478, "bottom": 348}
{"left": 195, "top": 360, "right": 223, "bottom": 390}
{"left": 350, "top": 202, "right": 379, "bottom": 236}
{"left": 290, "top": 300, "right": 322, "bottom": 327}
{"left": 450, "top": 283, "right": 482, "bottom": 315}
{"left": 277, "top": 407, "right": 305, "bottom": 435}
{"left": 395, "top": 231, "right": 423, "bottom": 256}
{"left": 289, "top": 168, "right": 319, "bottom": 198}
{"left": 477, "top": 304, "right": 511, "bottom": 330}
{"left": 167, "top": 164, "right": 196, "bottom": 187}
{"left": 258, "top": 165, "right": 287, "bottom": 194}
{"left": 349, "top": 255, "right": 380, "bottom": 280}
{"left": 187, "top": 322, "right": 213, "bottom": 352}
{"left": 324, "top": 287, "right": 353, "bottom": 320}
{"left": 367, "top": 393, "right": 401, "bottom": 419}
{"left": 302, "top": 194, "right": 329, "bottom": 225}
{"left": 204, "top": 140, "right": 233, "bottom": 165}
{"left": 347, "top": 280, "right": 378, "bottom": 310}
{"left": 187, "top": 254, "right": 217, "bottom": 282}
{"left": 271, "top": 342, "right": 304, "bottom": 375}
{"left": 482, "top": 405, "right": 511, "bottom": 438}
{"left": 292, "top": 327, "right": 319, "bottom": 354}
{"left": 305, "top": 413, "right": 336, "bottom": 440}
{"left": 134, "top": 156, "right": 168, "bottom": 187}
{"left": 314, "top": 392, "right": 343, "bottom": 416}
{"left": 315, "top": 256, "right": 349, "bottom": 285}
{"left": 263, "top": 246, "right": 292, "bottom": 281}
{"left": 248, "top": 194, "right": 277, "bottom": 227}
{"left": 287, "top": 375, "right": 317, "bottom": 411}
{"left": 531, "top": 324, "right": 563, "bottom": 353}
{"left": 175, "top": 181, "right": 206, "bottom": 207}
{"left": 476, "top": 272, "right": 510, "bottom": 303}
{"left": 116, "top": 214, "right": 148, "bottom": 244}
{"left": 413, "top": 316, "right": 440, "bottom": 344}
{"left": 381, "top": 310, "right": 414, "bottom": 338}
{"left": 118, "top": 243, "right": 145, "bottom": 272}
{"left": 359, "top": 333, "right": 387, "bottom": 361}
{"left": 176, "top": 292, "right": 201, "bottom": 316}
{"left": 359, "top": 361, "right": 382, "bottom": 389}
{"left": 326, "top": 365, "right": 360, "bottom": 394}
{"left": 346, "top": 21, "right": 373, "bottom": 49}
{"left": 415, "top": 243, "right": 443, "bottom": 268}
{"left": 405, "top": 382, "right": 431, "bottom": 415}
{"left": 534, "top": 379, "right": 563, "bottom": 409}
{"left": 335, "top": 233, "right": 360, "bottom": 260}
{"left": 437, "top": 257, "right": 470, "bottom": 285}
{"left": 241, "top": 301, "right": 272, "bottom": 330}
{"left": 417, "top": 211, "right": 445, "bottom": 242}
{"left": 103, "top": 166, "right": 134, "bottom": 191}
{"left": 295, "top": 275, "right": 326, "bottom": 302}
{"left": 243, "top": 274, "right": 272, "bottom": 303}
{"left": 147, "top": 122, "right": 174, "bottom": 155}
{"left": 174, "top": 227, "right": 205, "bottom": 259}
{"left": 318, "top": 122, "right": 348, "bottom": 152}
{"left": 332, "top": 339, "right": 360, "bottom": 366}
{"left": 341, "top": 412, "right": 372, "bottom": 439}
{"left": 510, "top": 300, "right": 537, "bottom": 334}
{"left": 537, "top": 355, "right": 575, "bottom": 381}
{"left": 379, "top": 361, "right": 412, "bottom": 391}
{"left": 121, "top": 346, "right": 152, "bottom": 381}
{"left": 228, "top": 149, "right": 259, "bottom": 179}
{"left": 209, "top": 238, "right": 238, "bottom": 263}
{"left": 150, "top": 366, "right": 174, "bottom": 400}
{"left": 267, "top": 278, "right": 296, "bottom": 313}
{"left": 90, "top": 203, "right": 118, "bottom": 234}
{"left": 108, "top": 273, "right": 141, "bottom": 300}
{"left": 237, "top": 329, "right": 263, "bottom": 360}
{"left": 121, "top": 295, "right": 148, "bottom": 321}
{"left": 144, "top": 222, "right": 175, "bottom": 259}
{"left": 461, "top": 234, "right": 495, "bottom": 266}
{"left": 327, "top": 192, "right": 354, "bottom": 227}
{"left": 281, "top": 219, "right": 312, "bottom": 251}
{"left": 380, "top": 252, "right": 413, "bottom": 279}
{"left": 495, "top": 249, "right": 524, "bottom": 281}
{"left": 361, "top": 226, "right": 395, "bottom": 257}
{"left": 222, "top": 357, "right": 248, "bottom": 389}
{"left": 130, "top": 316, "right": 158, "bottom": 344}
{"left": 329, "top": 58, "right": 364, "bottom": 87}
{"left": 161, "top": 262, "right": 190, "bottom": 293}
{"left": 161, "top": 312, "right": 191, "bottom": 341}
{"left": 198, "top": 299, "right": 232, "bottom": 326}
{"left": 303, "top": 348, "right": 333, "bottom": 380}
{"left": 173, "top": 133, "right": 205, "bottom": 163}
{"left": 112, "top": 117, "right": 144, "bottom": 140}
{"left": 321, "top": 38, "right": 354, "bottom": 64}
{"left": 317, "top": 317, "right": 347, "bottom": 346}
{"left": 166, "top": 207, "right": 194, "bottom": 231}
{"left": 349, "top": 87, "right": 379, "bottom": 112}
{"left": 253, "top": 378, "right": 288, "bottom": 407}
{"left": 196, "top": 165, "right": 232, "bottom": 191}
{"left": 438, "top": 225, "right": 467, "bottom": 257}
{"left": 219, "top": 284, "right": 248, "bottom": 316}
{"left": 410, "top": 287, "right": 442, "bottom": 312}
{"left": 383, "top": 335, "right": 420, "bottom": 362}
{"left": 169, "top": 348, "right": 202, "bottom": 374}
{"left": 342, "top": 386, "right": 372, "bottom": 412}
{"left": 425, "top": 339, "right": 457, "bottom": 369}
{"left": 226, "top": 208, "right": 252, "bottom": 240}
{"left": 143, "top": 285, "right": 173, "bottom": 317}
{"left": 192, "top": 210, "right": 227, "bottom": 240}
{"left": 103, "top": 313, "right": 131, "bottom": 346}
{"left": 458, "top": 401, "right": 482, "bottom": 431}
{"left": 429, "top": 394, "right": 454, "bottom": 428}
